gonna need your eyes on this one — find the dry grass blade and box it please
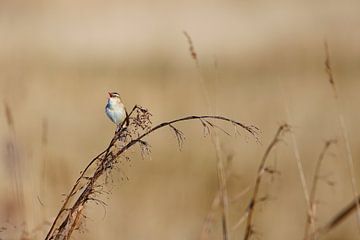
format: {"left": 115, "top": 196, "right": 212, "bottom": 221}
{"left": 323, "top": 40, "right": 360, "bottom": 231}
{"left": 200, "top": 157, "right": 232, "bottom": 240}
{"left": 183, "top": 31, "right": 247, "bottom": 240}
{"left": 303, "top": 139, "right": 337, "bottom": 240}
{"left": 242, "top": 124, "right": 290, "bottom": 240}
{"left": 44, "top": 105, "right": 258, "bottom": 240}
{"left": 40, "top": 118, "right": 49, "bottom": 215}
{"left": 279, "top": 80, "right": 311, "bottom": 211}
{"left": 213, "top": 135, "right": 230, "bottom": 240}
{"left": 289, "top": 121, "right": 311, "bottom": 210}
{"left": 200, "top": 190, "right": 221, "bottom": 240}
{"left": 315, "top": 195, "right": 360, "bottom": 238}
{"left": 230, "top": 187, "right": 252, "bottom": 231}
{"left": 2, "top": 101, "right": 28, "bottom": 233}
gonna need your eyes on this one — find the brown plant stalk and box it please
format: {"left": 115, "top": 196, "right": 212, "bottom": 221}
{"left": 200, "top": 156, "right": 234, "bottom": 240}
{"left": 183, "top": 31, "right": 232, "bottom": 240}
{"left": 44, "top": 105, "right": 258, "bottom": 240}
{"left": 3, "top": 101, "right": 27, "bottom": 231}
{"left": 278, "top": 78, "right": 311, "bottom": 217}
{"left": 243, "top": 124, "right": 290, "bottom": 240}
{"left": 303, "top": 139, "right": 337, "bottom": 240}
{"left": 315, "top": 194, "right": 360, "bottom": 238}
{"left": 324, "top": 41, "right": 360, "bottom": 230}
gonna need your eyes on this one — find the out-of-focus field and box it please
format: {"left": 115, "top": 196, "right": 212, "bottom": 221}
{"left": 1, "top": 1, "right": 360, "bottom": 239}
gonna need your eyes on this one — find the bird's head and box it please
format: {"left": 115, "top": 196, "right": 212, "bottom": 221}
{"left": 108, "top": 92, "right": 121, "bottom": 98}
{"left": 108, "top": 92, "right": 122, "bottom": 105}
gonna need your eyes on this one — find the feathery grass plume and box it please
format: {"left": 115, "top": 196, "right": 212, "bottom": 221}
{"left": 303, "top": 139, "right": 337, "bottom": 240}
{"left": 183, "top": 31, "right": 199, "bottom": 65}
{"left": 182, "top": 30, "right": 211, "bottom": 107}
{"left": 323, "top": 40, "right": 360, "bottom": 230}
{"left": 44, "top": 105, "right": 258, "bottom": 240}
{"left": 242, "top": 124, "right": 289, "bottom": 240}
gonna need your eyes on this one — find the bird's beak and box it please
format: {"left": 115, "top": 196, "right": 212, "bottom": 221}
{"left": 108, "top": 92, "right": 112, "bottom": 98}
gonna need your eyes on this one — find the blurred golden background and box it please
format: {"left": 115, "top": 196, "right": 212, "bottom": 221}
{"left": 1, "top": 0, "right": 360, "bottom": 239}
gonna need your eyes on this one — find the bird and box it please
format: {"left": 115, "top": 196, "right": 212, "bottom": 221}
{"left": 105, "top": 92, "right": 129, "bottom": 130}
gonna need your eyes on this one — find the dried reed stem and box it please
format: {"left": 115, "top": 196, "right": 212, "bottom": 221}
{"left": 3, "top": 101, "right": 27, "bottom": 230}
{"left": 288, "top": 115, "right": 311, "bottom": 209}
{"left": 200, "top": 156, "right": 236, "bottom": 240}
{"left": 243, "top": 124, "right": 290, "bottom": 240}
{"left": 183, "top": 31, "right": 232, "bottom": 240}
{"left": 315, "top": 195, "right": 360, "bottom": 238}
{"left": 44, "top": 105, "right": 258, "bottom": 240}
{"left": 214, "top": 135, "right": 230, "bottom": 240}
{"left": 324, "top": 41, "right": 360, "bottom": 230}
{"left": 303, "top": 139, "right": 337, "bottom": 240}
{"left": 200, "top": 189, "right": 222, "bottom": 240}
{"left": 39, "top": 118, "right": 48, "bottom": 214}
{"left": 278, "top": 82, "right": 312, "bottom": 212}
{"left": 182, "top": 31, "right": 211, "bottom": 108}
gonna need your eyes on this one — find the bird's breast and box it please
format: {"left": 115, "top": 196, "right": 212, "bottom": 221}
{"left": 105, "top": 105, "right": 126, "bottom": 125}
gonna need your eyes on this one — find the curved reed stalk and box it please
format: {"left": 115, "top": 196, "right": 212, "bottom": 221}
{"left": 303, "top": 139, "right": 337, "bottom": 240}
{"left": 44, "top": 105, "right": 258, "bottom": 240}
{"left": 243, "top": 124, "right": 289, "bottom": 240}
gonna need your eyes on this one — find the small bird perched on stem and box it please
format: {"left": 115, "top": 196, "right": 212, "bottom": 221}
{"left": 105, "top": 92, "right": 129, "bottom": 130}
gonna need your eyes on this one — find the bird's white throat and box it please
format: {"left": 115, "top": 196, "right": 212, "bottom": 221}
{"left": 107, "top": 97, "right": 123, "bottom": 109}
